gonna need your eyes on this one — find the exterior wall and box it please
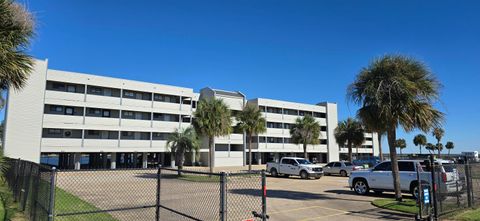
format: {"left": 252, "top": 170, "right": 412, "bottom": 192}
{"left": 3, "top": 59, "right": 48, "bottom": 162}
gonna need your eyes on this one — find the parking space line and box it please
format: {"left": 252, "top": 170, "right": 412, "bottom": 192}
{"left": 269, "top": 205, "right": 348, "bottom": 215}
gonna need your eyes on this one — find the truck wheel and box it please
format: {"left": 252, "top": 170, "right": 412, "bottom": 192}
{"left": 340, "top": 170, "right": 347, "bottom": 177}
{"left": 300, "top": 171, "right": 309, "bottom": 179}
{"left": 410, "top": 182, "right": 419, "bottom": 199}
{"left": 270, "top": 168, "right": 278, "bottom": 177}
{"left": 353, "top": 179, "right": 369, "bottom": 195}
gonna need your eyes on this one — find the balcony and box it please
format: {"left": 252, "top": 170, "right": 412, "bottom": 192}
{"left": 45, "top": 90, "right": 85, "bottom": 103}
{"left": 43, "top": 115, "right": 83, "bottom": 127}
{"left": 83, "top": 139, "right": 119, "bottom": 149}
{"left": 152, "top": 102, "right": 181, "bottom": 111}
{"left": 122, "top": 99, "right": 152, "bottom": 108}
{"left": 266, "top": 128, "right": 284, "bottom": 135}
{"left": 152, "top": 121, "right": 180, "bottom": 131}
{"left": 119, "top": 140, "right": 151, "bottom": 149}
{"left": 41, "top": 138, "right": 82, "bottom": 152}
{"left": 151, "top": 140, "right": 168, "bottom": 151}
{"left": 84, "top": 117, "right": 120, "bottom": 127}
{"left": 86, "top": 94, "right": 121, "bottom": 105}
{"left": 121, "top": 119, "right": 152, "bottom": 128}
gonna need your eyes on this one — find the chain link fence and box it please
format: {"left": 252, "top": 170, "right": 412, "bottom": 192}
{"left": 425, "top": 157, "right": 480, "bottom": 219}
{"left": 4, "top": 158, "right": 267, "bottom": 221}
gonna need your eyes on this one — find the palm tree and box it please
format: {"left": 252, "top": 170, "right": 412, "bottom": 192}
{"left": 167, "top": 127, "right": 199, "bottom": 175}
{"left": 432, "top": 128, "right": 445, "bottom": 158}
{"left": 0, "top": 0, "right": 35, "bottom": 93}
{"left": 348, "top": 55, "right": 444, "bottom": 201}
{"left": 395, "top": 139, "right": 407, "bottom": 155}
{"left": 193, "top": 98, "right": 232, "bottom": 173}
{"left": 334, "top": 118, "right": 365, "bottom": 162}
{"left": 425, "top": 143, "right": 435, "bottom": 154}
{"left": 436, "top": 143, "right": 444, "bottom": 157}
{"left": 413, "top": 134, "right": 427, "bottom": 155}
{"left": 290, "top": 115, "right": 321, "bottom": 160}
{"left": 236, "top": 103, "right": 266, "bottom": 171}
{"left": 445, "top": 141, "right": 454, "bottom": 156}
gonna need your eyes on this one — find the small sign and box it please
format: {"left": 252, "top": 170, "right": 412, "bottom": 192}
{"left": 423, "top": 188, "right": 430, "bottom": 204}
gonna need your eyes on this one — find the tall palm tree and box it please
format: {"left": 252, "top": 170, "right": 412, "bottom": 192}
{"left": 193, "top": 98, "right": 232, "bottom": 173}
{"left": 445, "top": 141, "right": 454, "bottom": 156}
{"left": 413, "top": 134, "right": 427, "bottom": 154}
{"left": 395, "top": 139, "right": 407, "bottom": 155}
{"left": 436, "top": 143, "right": 443, "bottom": 157}
{"left": 290, "top": 115, "right": 321, "bottom": 160}
{"left": 236, "top": 103, "right": 266, "bottom": 171}
{"left": 0, "top": 0, "right": 35, "bottom": 93}
{"left": 348, "top": 55, "right": 444, "bottom": 201}
{"left": 425, "top": 143, "right": 435, "bottom": 154}
{"left": 432, "top": 128, "right": 445, "bottom": 158}
{"left": 167, "top": 127, "right": 199, "bottom": 175}
{"left": 334, "top": 118, "right": 365, "bottom": 162}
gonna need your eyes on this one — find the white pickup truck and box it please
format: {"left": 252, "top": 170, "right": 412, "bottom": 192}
{"left": 266, "top": 157, "right": 323, "bottom": 179}
{"left": 349, "top": 160, "right": 462, "bottom": 197}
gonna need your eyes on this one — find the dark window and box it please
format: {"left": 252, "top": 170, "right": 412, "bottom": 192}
{"left": 267, "top": 122, "right": 283, "bottom": 129}
{"left": 333, "top": 162, "right": 340, "bottom": 167}
{"left": 319, "top": 139, "right": 327, "bottom": 145}
{"left": 366, "top": 137, "right": 373, "bottom": 141}
{"left": 192, "top": 101, "right": 197, "bottom": 108}
{"left": 320, "top": 126, "right": 327, "bottom": 131}
{"left": 258, "top": 136, "right": 266, "bottom": 143}
{"left": 373, "top": 162, "right": 392, "bottom": 171}
{"left": 121, "top": 131, "right": 150, "bottom": 140}
{"left": 152, "top": 132, "right": 171, "bottom": 140}
{"left": 283, "top": 123, "right": 294, "bottom": 129}
{"left": 398, "top": 162, "right": 415, "bottom": 172}
{"left": 299, "top": 110, "right": 311, "bottom": 116}
{"left": 344, "top": 162, "right": 353, "bottom": 166}
{"left": 267, "top": 107, "right": 282, "bottom": 114}
{"left": 42, "top": 128, "right": 82, "bottom": 139}
{"left": 64, "top": 107, "right": 74, "bottom": 115}
{"left": 49, "top": 105, "right": 63, "bottom": 113}
{"left": 66, "top": 85, "right": 76, "bottom": 93}
{"left": 267, "top": 137, "right": 283, "bottom": 143}
{"left": 103, "top": 110, "right": 110, "bottom": 117}
{"left": 283, "top": 109, "right": 298, "bottom": 115}
{"left": 122, "top": 111, "right": 135, "bottom": 119}
{"left": 284, "top": 138, "right": 292, "bottom": 143}
{"left": 153, "top": 113, "right": 179, "bottom": 122}
{"left": 46, "top": 81, "right": 84, "bottom": 93}
{"left": 258, "top": 106, "right": 266, "bottom": 112}
{"left": 123, "top": 90, "right": 151, "bottom": 101}
{"left": 52, "top": 82, "right": 65, "bottom": 91}
{"left": 325, "top": 162, "right": 334, "bottom": 167}
{"left": 154, "top": 93, "right": 180, "bottom": 103}
{"left": 314, "top": 112, "right": 326, "bottom": 118}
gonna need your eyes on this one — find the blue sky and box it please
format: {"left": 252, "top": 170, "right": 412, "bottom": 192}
{"left": 9, "top": 0, "right": 480, "bottom": 153}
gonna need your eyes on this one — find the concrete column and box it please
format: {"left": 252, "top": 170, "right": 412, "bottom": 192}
{"left": 257, "top": 152, "right": 262, "bottom": 165}
{"left": 191, "top": 150, "right": 196, "bottom": 165}
{"left": 274, "top": 153, "right": 280, "bottom": 163}
{"left": 111, "top": 153, "right": 117, "bottom": 169}
{"left": 142, "top": 152, "right": 148, "bottom": 168}
{"left": 74, "top": 153, "right": 81, "bottom": 170}
{"left": 170, "top": 153, "right": 176, "bottom": 168}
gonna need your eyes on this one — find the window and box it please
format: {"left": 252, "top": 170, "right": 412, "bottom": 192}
{"left": 258, "top": 106, "right": 266, "bottom": 112}
{"left": 259, "top": 136, "right": 266, "bottom": 143}
{"left": 398, "top": 162, "right": 415, "bottom": 172}
{"left": 267, "top": 107, "right": 282, "bottom": 114}
{"left": 66, "top": 85, "right": 76, "bottom": 93}
{"left": 154, "top": 94, "right": 180, "bottom": 103}
{"left": 192, "top": 101, "right": 197, "bottom": 108}
{"left": 50, "top": 105, "right": 63, "bottom": 113}
{"left": 122, "top": 111, "right": 135, "bottom": 119}
{"left": 88, "top": 130, "right": 100, "bottom": 136}
{"left": 282, "top": 159, "right": 294, "bottom": 165}
{"left": 152, "top": 132, "right": 171, "bottom": 140}
{"left": 299, "top": 110, "right": 311, "bottom": 116}
{"left": 267, "top": 137, "right": 283, "bottom": 143}
{"left": 267, "top": 122, "right": 282, "bottom": 129}
{"left": 123, "top": 91, "right": 135, "bottom": 98}
{"left": 283, "top": 109, "right": 298, "bottom": 115}
{"left": 52, "top": 82, "right": 65, "bottom": 91}
{"left": 366, "top": 137, "right": 373, "bottom": 141}
{"left": 64, "top": 107, "right": 74, "bottom": 115}
{"left": 48, "top": 129, "right": 62, "bottom": 135}
{"left": 325, "top": 162, "right": 334, "bottom": 167}
{"left": 314, "top": 112, "right": 326, "bottom": 118}
{"left": 283, "top": 123, "right": 293, "bottom": 129}
{"left": 373, "top": 162, "right": 391, "bottom": 171}
{"left": 88, "top": 86, "right": 103, "bottom": 95}
{"left": 333, "top": 162, "right": 340, "bottom": 167}
{"left": 102, "top": 110, "right": 110, "bottom": 117}
{"left": 319, "top": 139, "right": 327, "bottom": 145}
{"left": 344, "top": 162, "right": 353, "bottom": 166}
{"left": 320, "top": 126, "right": 327, "bottom": 131}
{"left": 284, "top": 138, "right": 292, "bottom": 143}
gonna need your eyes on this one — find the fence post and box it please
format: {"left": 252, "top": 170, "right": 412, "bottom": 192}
{"left": 429, "top": 155, "right": 438, "bottom": 221}
{"left": 47, "top": 167, "right": 57, "bottom": 221}
{"left": 220, "top": 172, "right": 227, "bottom": 221}
{"left": 465, "top": 157, "right": 472, "bottom": 208}
{"left": 261, "top": 170, "right": 267, "bottom": 221}
{"left": 21, "top": 162, "right": 33, "bottom": 211}
{"left": 155, "top": 166, "right": 161, "bottom": 221}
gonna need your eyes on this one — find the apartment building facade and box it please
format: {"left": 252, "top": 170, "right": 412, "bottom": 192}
{"left": 3, "top": 59, "right": 379, "bottom": 170}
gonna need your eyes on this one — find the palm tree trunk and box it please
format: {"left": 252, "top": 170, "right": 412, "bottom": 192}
{"left": 356, "top": 146, "right": 359, "bottom": 160}
{"left": 378, "top": 133, "right": 383, "bottom": 161}
{"left": 304, "top": 143, "right": 308, "bottom": 160}
{"left": 387, "top": 127, "right": 402, "bottom": 202}
{"left": 348, "top": 141, "right": 353, "bottom": 162}
{"left": 400, "top": 148, "right": 402, "bottom": 155}
{"left": 248, "top": 134, "right": 252, "bottom": 172}
{"left": 448, "top": 149, "right": 450, "bottom": 156}
{"left": 209, "top": 137, "right": 214, "bottom": 174}
{"left": 437, "top": 142, "right": 441, "bottom": 159}
{"left": 419, "top": 145, "right": 422, "bottom": 155}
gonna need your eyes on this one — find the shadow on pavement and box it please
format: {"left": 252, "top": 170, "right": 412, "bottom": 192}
{"left": 230, "top": 188, "right": 373, "bottom": 202}
{"left": 324, "top": 189, "right": 415, "bottom": 200}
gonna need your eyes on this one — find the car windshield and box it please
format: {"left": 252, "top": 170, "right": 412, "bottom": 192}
{"left": 442, "top": 164, "right": 455, "bottom": 172}
{"left": 297, "top": 159, "right": 312, "bottom": 165}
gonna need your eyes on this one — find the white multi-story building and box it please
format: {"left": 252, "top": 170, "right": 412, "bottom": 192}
{"left": 3, "top": 59, "right": 379, "bottom": 169}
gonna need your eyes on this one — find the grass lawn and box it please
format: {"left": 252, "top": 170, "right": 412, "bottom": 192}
{"left": 371, "top": 198, "right": 418, "bottom": 214}
{"left": 0, "top": 181, "right": 26, "bottom": 221}
{"left": 448, "top": 208, "right": 480, "bottom": 221}
{"left": 54, "top": 187, "right": 118, "bottom": 221}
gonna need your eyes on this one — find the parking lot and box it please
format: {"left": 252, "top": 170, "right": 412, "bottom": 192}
{"left": 54, "top": 169, "right": 415, "bottom": 221}
{"left": 267, "top": 175, "right": 414, "bottom": 221}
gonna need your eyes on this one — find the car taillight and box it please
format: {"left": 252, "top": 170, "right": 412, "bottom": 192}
{"left": 353, "top": 167, "right": 359, "bottom": 171}
{"left": 442, "top": 172, "right": 447, "bottom": 183}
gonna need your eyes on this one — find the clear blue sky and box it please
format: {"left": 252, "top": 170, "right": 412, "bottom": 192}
{"left": 9, "top": 0, "right": 480, "bottom": 153}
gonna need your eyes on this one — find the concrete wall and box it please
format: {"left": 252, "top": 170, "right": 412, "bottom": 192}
{"left": 4, "top": 59, "right": 48, "bottom": 162}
